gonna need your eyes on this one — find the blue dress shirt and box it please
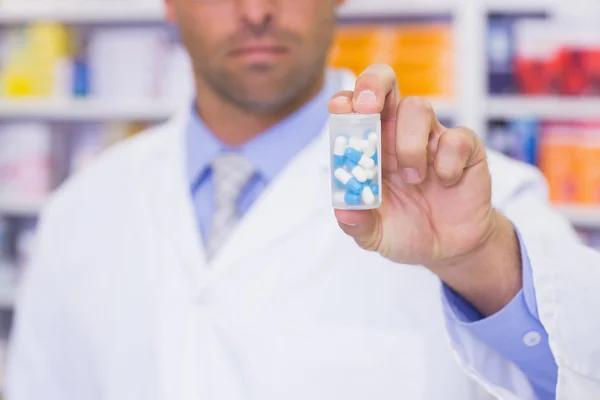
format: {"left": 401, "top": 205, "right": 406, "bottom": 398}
{"left": 185, "top": 71, "right": 556, "bottom": 399}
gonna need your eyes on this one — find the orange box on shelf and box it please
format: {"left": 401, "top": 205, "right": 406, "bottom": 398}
{"left": 538, "top": 121, "right": 579, "bottom": 204}
{"left": 574, "top": 122, "right": 600, "bottom": 204}
{"left": 329, "top": 23, "right": 453, "bottom": 98}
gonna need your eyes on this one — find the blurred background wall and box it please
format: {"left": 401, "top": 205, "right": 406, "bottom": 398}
{"left": 0, "top": 0, "right": 599, "bottom": 393}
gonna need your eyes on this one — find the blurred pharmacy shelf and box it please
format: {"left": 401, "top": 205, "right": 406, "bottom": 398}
{"left": 0, "top": 99, "right": 455, "bottom": 121}
{"left": 426, "top": 99, "right": 457, "bottom": 119}
{"left": 338, "top": 1, "right": 455, "bottom": 17}
{"left": 0, "top": 0, "right": 560, "bottom": 24}
{"left": 556, "top": 206, "right": 600, "bottom": 229}
{"left": 485, "top": 0, "right": 556, "bottom": 13}
{"left": 0, "top": 100, "right": 177, "bottom": 122}
{"left": 0, "top": 284, "right": 15, "bottom": 308}
{"left": 0, "top": 1, "right": 457, "bottom": 24}
{"left": 487, "top": 97, "right": 600, "bottom": 120}
{"left": 0, "top": 2, "right": 166, "bottom": 24}
{"left": 0, "top": 198, "right": 45, "bottom": 217}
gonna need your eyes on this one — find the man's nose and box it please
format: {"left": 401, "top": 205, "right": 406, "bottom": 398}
{"left": 237, "top": 0, "right": 275, "bottom": 34}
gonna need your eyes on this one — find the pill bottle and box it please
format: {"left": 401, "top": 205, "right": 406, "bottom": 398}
{"left": 329, "top": 113, "right": 382, "bottom": 210}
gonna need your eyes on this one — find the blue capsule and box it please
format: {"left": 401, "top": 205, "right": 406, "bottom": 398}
{"left": 334, "top": 168, "right": 363, "bottom": 194}
{"left": 371, "top": 152, "right": 378, "bottom": 165}
{"left": 333, "top": 177, "right": 345, "bottom": 189}
{"left": 345, "top": 147, "right": 375, "bottom": 169}
{"left": 344, "top": 191, "right": 361, "bottom": 205}
{"left": 344, "top": 147, "right": 363, "bottom": 163}
{"left": 332, "top": 135, "right": 348, "bottom": 169}
{"left": 370, "top": 184, "right": 380, "bottom": 196}
{"left": 333, "top": 154, "right": 345, "bottom": 169}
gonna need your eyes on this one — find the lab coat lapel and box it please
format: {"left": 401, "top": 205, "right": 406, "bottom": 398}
{"left": 149, "top": 109, "right": 209, "bottom": 295}
{"left": 203, "top": 127, "right": 332, "bottom": 282}
{"left": 147, "top": 112, "right": 333, "bottom": 294}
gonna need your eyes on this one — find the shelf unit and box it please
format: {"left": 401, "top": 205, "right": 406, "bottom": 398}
{"left": 485, "top": 0, "right": 557, "bottom": 13}
{"left": 338, "top": 1, "right": 456, "bottom": 17}
{"left": 0, "top": 198, "right": 46, "bottom": 217}
{"left": 0, "top": 283, "right": 16, "bottom": 308}
{"left": 0, "top": 99, "right": 178, "bottom": 122}
{"left": 555, "top": 206, "right": 600, "bottom": 229}
{"left": 0, "top": 2, "right": 166, "bottom": 23}
{"left": 1, "top": 0, "right": 600, "bottom": 231}
{"left": 0, "top": 1, "right": 457, "bottom": 23}
{"left": 487, "top": 97, "right": 600, "bottom": 120}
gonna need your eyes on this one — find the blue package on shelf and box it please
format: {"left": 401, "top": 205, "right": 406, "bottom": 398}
{"left": 487, "top": 17, "right": 516, "bottom": 95}
{"left": 73, "top": 56, "right": 90, "bottom": 98}
{"left": 507, "top": 119, "right": 538, "bottom": 165}
{"left": 487, "top": 119, "right": 539, "bottom": 165}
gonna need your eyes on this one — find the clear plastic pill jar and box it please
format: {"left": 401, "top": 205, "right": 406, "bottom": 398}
{"left": 329, "top": 113, "right": 382, "bottom": 210}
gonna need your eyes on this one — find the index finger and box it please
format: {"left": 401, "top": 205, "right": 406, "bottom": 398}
{"left": 352, "top": 64, "right": 401, "bottom": 121}
{"left": 352, "top": 65, "right": 402, "bottom": 172}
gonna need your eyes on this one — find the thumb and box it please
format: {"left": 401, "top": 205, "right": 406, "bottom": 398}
{"left": 335, "top": 210, "right": 382, "bottom": 251}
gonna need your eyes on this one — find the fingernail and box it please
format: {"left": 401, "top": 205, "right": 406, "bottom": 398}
{"left": 356, "top": 90, "right": 377, "bottom": 105}
{"left": 332, "top": 96, "right": 351, "bottom": 106}
{"left": 337, "top": 219, "right": 357, "bottom": 227}
{"left": 402, "top": 168, "right": 421, "bottom": 184}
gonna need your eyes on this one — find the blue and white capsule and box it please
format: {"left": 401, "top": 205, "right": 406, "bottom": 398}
{"left": 348, "top": 137, "right": 364, "bottom": 152}
{"left": 344, "top": 191, "right": 361, "bottom": 205}
{"left": 370, "top": 184, "right": 380, "bottom": 196}
{"left": 361, "top": 185, "right": 376, "bottom": 205}
{"left": 333, "top": 191, "right": 347, "bottom": 205}
{"left": 332, "top": 136, "right": 347, "bottom": 169}
{"left": 363, "top": 142, "right": 377, "bottom": 158}
{"left": 345, "top": 147, "right": 375, "bottom": 170}
{"left": 363, "top": 131, "right": 378, "bottom": 158}
{"left": 334, "top": 168, "right": 363, "bottom": 194}
{"left": 364, "top": 166, "right": 377, "bottom": 181}
{"left": 345, "top": 159, "right": 367, "bottom": 183}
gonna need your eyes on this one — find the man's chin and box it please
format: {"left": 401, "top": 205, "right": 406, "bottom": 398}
{"left": 233, "top": 93, "right": 294, "bottom": 114}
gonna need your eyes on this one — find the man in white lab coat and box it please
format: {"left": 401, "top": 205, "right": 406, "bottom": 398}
{"left": 6, "top": 0, "right": 600, "bottom": 399}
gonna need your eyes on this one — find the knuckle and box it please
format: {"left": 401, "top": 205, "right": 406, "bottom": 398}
{"left": 400, "top": 96, "right": 434, "bottom": 116}
{"left": 445, "top": 129, "right": 471, "bottom": 148}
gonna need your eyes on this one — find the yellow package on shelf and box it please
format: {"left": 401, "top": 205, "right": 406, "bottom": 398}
{"left": 0, "top": 23, "right": 72, "bottom": 98}
{"left": 329, "top": 23, "right": 454, "bottom": 98}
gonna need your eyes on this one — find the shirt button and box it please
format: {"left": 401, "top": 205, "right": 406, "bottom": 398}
{"left": 523, "top": 331, "right": 542, "bottom": 347}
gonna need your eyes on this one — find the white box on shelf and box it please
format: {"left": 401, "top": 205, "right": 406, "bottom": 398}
{"left": 0, "top": 123, "right": 54, "bottom": 203}
{"left": 88, "top": 27, "right": 170, "bottom": 101}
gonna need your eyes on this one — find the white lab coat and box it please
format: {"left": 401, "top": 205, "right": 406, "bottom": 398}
{"left": 6, "top": 72, "right": 600, "bottom": 400}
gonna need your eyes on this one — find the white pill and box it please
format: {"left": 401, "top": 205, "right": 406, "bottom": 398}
{"left": 367, "top": 132, "right": 378, "bottom": 144}
{"left": 334, "top": 168, "right": 352, "bottom": 184}
{"left": 349, "top": 164, "right": 367, "bottom": 183}
{"left": 363, "top": 143, "right": 376, "bottom": 158}
{"left": 358, "top": 154, "right": 375, "bottom": 169}
{"left": 362, "top": 186, "right": 376, "bottom": 205}
{"left": 349, "top": 137, "right": 364, "bottom": 151}
{"left": 333, "top": 136, "right": 348, "bottom": 156}
{"left": 333, "top": 191, "right": 346, "bottom": 205}
{"left": 364, "top": 167, "right": 377, "bottom": 180}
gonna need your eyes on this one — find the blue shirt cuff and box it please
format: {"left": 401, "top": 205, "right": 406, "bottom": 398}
{"left": 442, "top": 229, "right": 557, "bottom": 399}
